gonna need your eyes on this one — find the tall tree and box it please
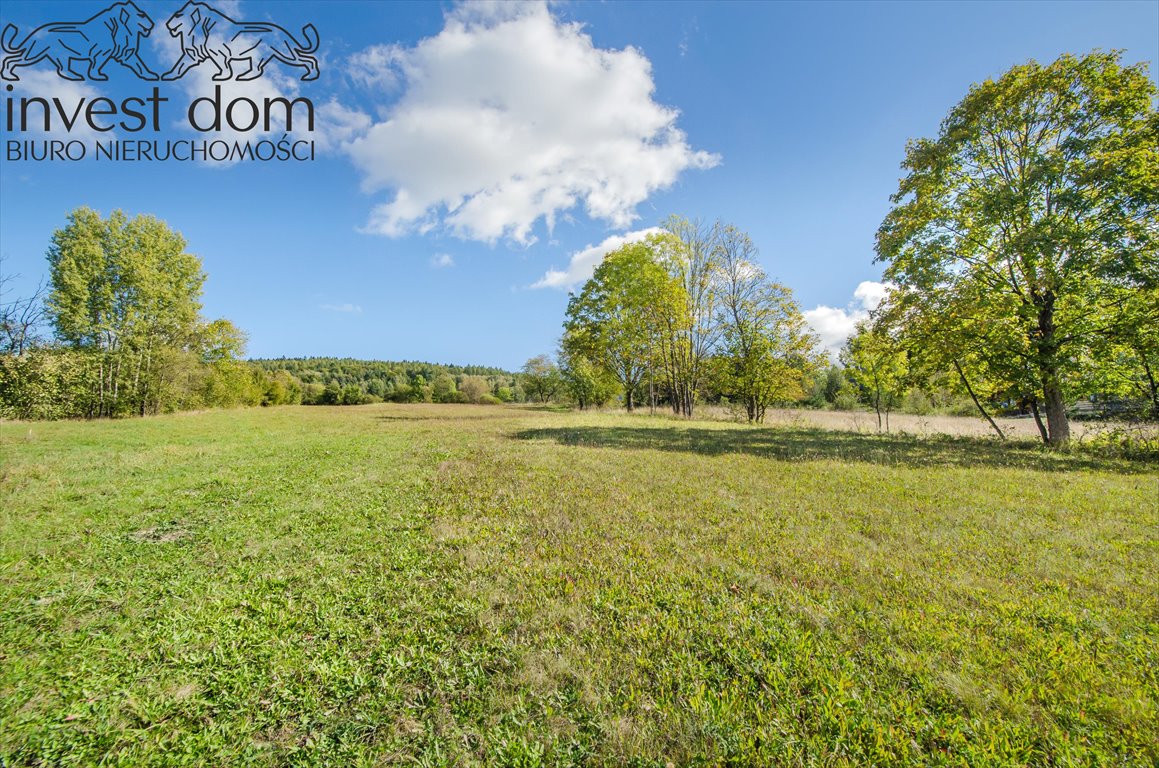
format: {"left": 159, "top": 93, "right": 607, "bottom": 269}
{"left": 875, "top": 52, "right": 1158, "bottom": 446}
{"left": 47, "top": 208, "right": 206, "bottom": 416}
{"left": 841, "top": 322, "right": 908, "bottom": 432}
{"left": 563, "top": 239, "right": 674, "bottom": 411}
{"left": 655, "top": 217, "right": 721, "bottom": 417}
{"left": 558, "top": 346, "right": 616, "bottom": 410}
{"left": 714, "top": 226, "right": 819, "bottom": 422}
{"left": 520, "top": 354, "right": 562, "bottom": 403}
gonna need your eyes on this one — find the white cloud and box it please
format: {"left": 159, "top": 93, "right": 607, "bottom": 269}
{"left": 531, "top": 227, "right": 662, "bottom": 290}
{"left": 804, "top": 280, "right": 890, "bottom": 361}
{"left": 320, "top": 302, "right": 363, "bottom": 314}
{"left": 346, "top": 44, "right": 404, "bottom": 90}
{"left": 313, "top": 99, "right": 373, "bottom": 153}
{"left": 852, "top": 280, "right": 888, "bottom": 313}
{"left": 344, "top": 1, "right": 718, "bottom": 243}
{"left": 430, "top": 253, "right": 455, "bottom": 269}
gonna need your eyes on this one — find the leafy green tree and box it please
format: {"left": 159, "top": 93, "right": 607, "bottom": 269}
{"left": 320, "top": 381, "right": 342, "bottom": 405}
{"left": 258, "top": 370, "right": 301, "bottom": 406}
{"left": 841, "top": 322, "right": 909, "bottom": 432}
{"left": 558, "top": 346, "right": 617, "bottom": 410}
{"left": 876, "top": 52, "right": 1158, "bottom": 445}
{"left": 520, "top": 355, "right": 562, "bottom": 403}
{"left": 1091, "top": 286, "right": 1159, "bottom": 418}
{"left": 714, "top": 226, "right": 820, "bottom": 422}
{"left": 459, "top": 375, "right": 491, "bottom": 404}
{"left": 0, "top": 348, "right": 94, "bottom": 419}
{"left": 200, "top": 358, "right": 261, "bottom": 409}
{"left": 877, "top": 287, "right": 1013, "bottom": 438}
{"left": 301, "top": 382, "right": 325, "bottom": 405}
{"left": 807, "top": 366, "right": 846, "bottom": 408}
{"left": 431, "top": 372, "right": 458, "bottom": 403}
{"left": 563, "top": 239, "right": 674, "bottom": 411}
{"left": 198, "top": 319, "right": 247, "bottom": 363}
{"left": 654, "top": 217, "right": 721, "bottom": 417}
{"left": 46, "top": 208, "right": 207, "bottom": 416}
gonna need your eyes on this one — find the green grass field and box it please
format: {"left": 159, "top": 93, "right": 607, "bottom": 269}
{"left": 1, "top": 405, "right": 1156, "bottom": 766}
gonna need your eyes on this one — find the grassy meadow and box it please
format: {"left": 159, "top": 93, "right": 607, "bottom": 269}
{"left": 1, "top": 404, "right": 1156, "bottom": 766}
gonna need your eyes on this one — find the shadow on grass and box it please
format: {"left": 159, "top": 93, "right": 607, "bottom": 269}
{"left": 512, "top": 425, "right": 1156, "bottom": 474}
{"left": 376, "top": 408, "right": 529, "bottom": 423}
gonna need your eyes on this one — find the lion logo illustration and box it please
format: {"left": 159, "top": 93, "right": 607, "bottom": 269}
{"left": 162, "top": 1, "right": 319, "bottom": 82}
{"left": 0, "top": 1, "right": 159, "bottom": 81}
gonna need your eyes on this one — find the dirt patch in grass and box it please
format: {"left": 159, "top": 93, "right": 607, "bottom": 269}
{"left": 129, "top": 527, "right": 189, "bottom": 543}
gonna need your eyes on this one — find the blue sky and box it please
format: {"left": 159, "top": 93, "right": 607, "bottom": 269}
{"left": 1, "top": 0, "right": 1155, "bottom": 369}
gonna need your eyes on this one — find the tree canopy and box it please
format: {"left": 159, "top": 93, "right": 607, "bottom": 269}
{"left": 563, "top": 218, "right": 818, "bottom": 421}
{"left": 875, "top": 51, "right": 1158, "bottom": 445}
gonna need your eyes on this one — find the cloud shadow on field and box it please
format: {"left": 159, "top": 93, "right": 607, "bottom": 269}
{"left": 511, "top": 425, "right": 1156, "bottom": 475}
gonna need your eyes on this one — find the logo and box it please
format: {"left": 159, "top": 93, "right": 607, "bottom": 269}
{"left": 1, "top": 2, "right": 159, "bottom": 81}
{"left": 161, "top": 2, "right": 318, "bottom": 82}
{"left": 0, "top": 1, "right": 319, "bottom": 82}
{"left": 2, "top": 1, "right": 321, "bottom": 164}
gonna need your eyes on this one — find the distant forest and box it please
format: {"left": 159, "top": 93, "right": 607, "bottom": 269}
{"left": 250, "top": 358, "right": 521, "bottom": 406}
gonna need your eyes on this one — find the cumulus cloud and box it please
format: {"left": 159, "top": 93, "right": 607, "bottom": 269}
{"left": 430, "top": 253, "right": 455, "bottom": 269}
{"left": 531, "top": 227, "right": 663, "bottom": 290}
{"left": 319, "top": 302, "right": 363, "bottom": 314}
{"left": 345, "top": 1, "right": 718, "bottom": 243}
{"left": 851, "top": 280, "right": 889, "bottom": 312}
{"left": 804, "top": 281, "right": 890, "bottom": 361}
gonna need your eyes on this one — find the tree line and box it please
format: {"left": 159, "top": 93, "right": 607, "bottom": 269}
{"left": 0, "top": 208, "right": 273, "bottom": 420}
{"left": 3, "top": 52, "right": 1153, "bottom": 447}
{"left": 543, "top": 52, "right": 1156, "bottom": 444}
{"left": 249, "top": 358, "right": 523, "bottom": 406}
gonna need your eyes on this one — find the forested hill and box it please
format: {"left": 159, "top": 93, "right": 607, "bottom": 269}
{"left": 251, "top": 357, "right": 512, "bottom": 383}
{"left": 249, "top": 357, "right": 519, "bottom": 405}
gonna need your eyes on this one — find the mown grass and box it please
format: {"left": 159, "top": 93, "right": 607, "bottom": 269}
{"left": 1, "top": 405, "right": 1156, "bottom": 766}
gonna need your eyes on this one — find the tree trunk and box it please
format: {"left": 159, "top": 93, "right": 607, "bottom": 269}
{"left": 112, "top": 356, "right": 121, "bottom": 415}
{"left": 625, "top": 386, "right": 634, "bottom": 412}
{"left": 1140, "top": 358, "right": 1158, "bottom": 420}
{"left": 648, "top": 360, "right": 655, "bottom": 415}
{"left": 1029, "top": 396, "right": 1049, "bottom": 445}
{"left": 953, "top": 359, "right": 1005, "bottom": 440}
{"left": 133, "top": 347, "right": 145, "bottom": 416}
{"left": 96, "top": 357, "right": 105, "bottom": 418}
{"left": 1042, "top": 379, "right": 1070, "bottom": 447}
{"left": 1035, "top": 292, "right": 1069, "bottom": 447}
